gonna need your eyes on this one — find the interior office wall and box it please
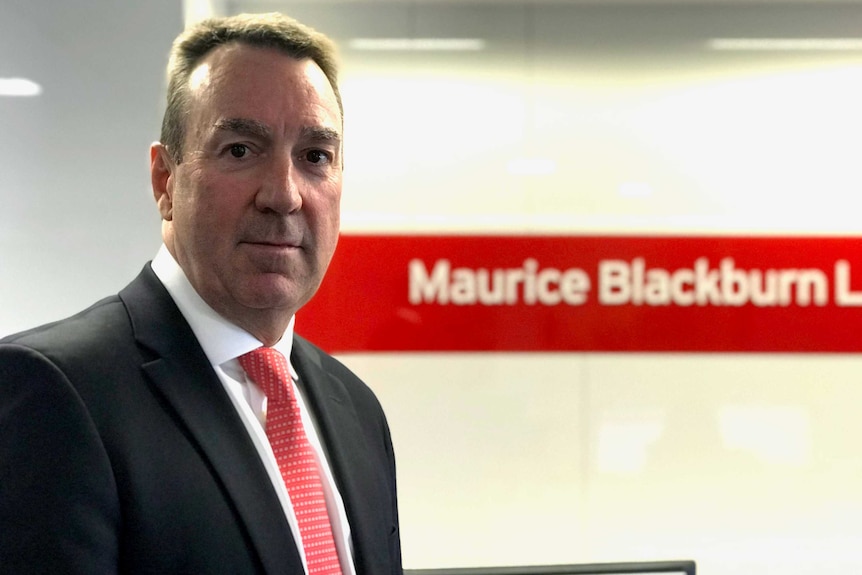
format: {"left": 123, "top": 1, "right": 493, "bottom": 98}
{"left": 233, "top": 2, "right": 862, "bottom": 574}
{"left": 0, "top": 0, "right": 182, "bottom": 336}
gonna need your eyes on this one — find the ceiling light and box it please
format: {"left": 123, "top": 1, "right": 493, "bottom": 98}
{"left": 349, "top": 38, "right": 485, "bottom": 52}
{"left": 0, "top": 78, "right": 42, "bottom": 97}
{"left": 709, "top": 38, "right": 862, "bottom": 51}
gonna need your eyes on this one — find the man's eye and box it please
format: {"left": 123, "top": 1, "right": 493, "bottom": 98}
{"left": 229, "top": 144, "right": 248, "bottom": 158}
{"left": 305, "top": 150, "right": 331, "bottom": 164}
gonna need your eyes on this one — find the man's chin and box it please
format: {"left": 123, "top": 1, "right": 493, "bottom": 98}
{"left": 236, "top": 277, "right": 309, "bottom": 313}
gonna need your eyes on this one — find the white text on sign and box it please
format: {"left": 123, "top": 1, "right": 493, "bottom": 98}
{"left": 408, "top": 258, "right": 862, "bottom": 307}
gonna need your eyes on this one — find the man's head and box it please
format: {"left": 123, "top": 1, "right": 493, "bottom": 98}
{"left": 150, "top": 13, "right": 343, "bottom": 346}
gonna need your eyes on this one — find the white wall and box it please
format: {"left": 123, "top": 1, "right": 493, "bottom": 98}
{"left": 0, "top": 0, "right": 182, "bottom": 335}
{"left": 346, "top": 353, "right": 862, "bottom": 573}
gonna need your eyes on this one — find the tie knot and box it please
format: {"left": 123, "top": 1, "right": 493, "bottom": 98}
{"left": 238, "top": 347, "right": 292, "bottom": 402}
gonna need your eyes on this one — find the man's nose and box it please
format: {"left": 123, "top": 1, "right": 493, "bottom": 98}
{"left": 255, "top": 152, "right": 302, "bottom": 214}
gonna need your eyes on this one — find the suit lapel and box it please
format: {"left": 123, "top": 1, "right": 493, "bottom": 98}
{"left": 119, "top": 266, "right": 303, "bottom": 574}
{"left": 291, "top": 337, "right": 394, "bottom": 575}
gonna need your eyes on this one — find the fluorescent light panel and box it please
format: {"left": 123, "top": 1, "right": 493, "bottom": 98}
{"left": 0, "top": 77, "right": 42, "bottom": 97}
{"left": 710, "top": 38, "right": 862, "bottom": 51}
{"left": 349, "top": 38, "right": 485, "bottom": 52}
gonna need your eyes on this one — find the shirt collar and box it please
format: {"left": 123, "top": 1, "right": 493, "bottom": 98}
{"left": 150, "top": 245, "right": 295, "bottom": 368}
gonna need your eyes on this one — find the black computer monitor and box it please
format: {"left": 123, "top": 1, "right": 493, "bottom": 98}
{"left": 406, "top": 560, "right": 696, "bottom": 575}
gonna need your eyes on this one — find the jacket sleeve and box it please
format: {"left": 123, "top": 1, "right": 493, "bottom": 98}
{"left": 0, "top": 344, "right": 119, "bottom": 574}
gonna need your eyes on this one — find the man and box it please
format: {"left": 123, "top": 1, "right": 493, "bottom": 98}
{"left": 0, "top": 12, "right": 402, "bottom": 575}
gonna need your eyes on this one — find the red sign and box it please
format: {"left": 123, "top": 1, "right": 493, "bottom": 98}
{"left": 297, "top": 235, "right": 862, "bottom": 352}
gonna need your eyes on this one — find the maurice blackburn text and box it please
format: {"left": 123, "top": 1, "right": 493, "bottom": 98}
{"left": 407, "top": 257, "right": 862, "bottom": 308}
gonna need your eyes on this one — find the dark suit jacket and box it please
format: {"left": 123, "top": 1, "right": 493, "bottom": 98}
{"left": 0, "top": 265, "right": 402, "bottom": 575}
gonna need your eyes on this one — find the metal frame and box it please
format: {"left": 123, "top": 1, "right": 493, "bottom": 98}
{"left": 406, "top": 560, "right": 696, "bottom": 575}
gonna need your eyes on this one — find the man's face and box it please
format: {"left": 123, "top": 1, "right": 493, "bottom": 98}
{"left": 151, "top": 43, "right": 342, "bottom": 341}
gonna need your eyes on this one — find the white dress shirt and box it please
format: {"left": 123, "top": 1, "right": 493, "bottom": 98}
{"left": 151, "top": 245, "right": 355, "bottom": 575}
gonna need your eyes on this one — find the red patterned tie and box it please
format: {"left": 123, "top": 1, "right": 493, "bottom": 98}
{"left": 238, "top": 347, "right": 343, "bottom": 575}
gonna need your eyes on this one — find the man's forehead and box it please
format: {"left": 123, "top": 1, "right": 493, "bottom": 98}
{"left": 189, "top": 61, "right": 212, "bottom": 93}
{"left": 186, "top": 44, "right": 335, "bottom": 104}
{"left": 189, "top": 42, "right": 308, "bottom": 82}
{"left": 182, "top": 43, "right": 342, "bottom": 139}
{"left": 187, "top": 43, "right": 252, "bottom": 92}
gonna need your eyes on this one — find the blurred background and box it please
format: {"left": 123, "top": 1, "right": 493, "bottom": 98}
{"left": 3, "top": 1, "right": 862, "bottom": 573}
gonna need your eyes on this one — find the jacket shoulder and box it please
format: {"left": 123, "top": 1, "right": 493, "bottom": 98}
{"left": 0, "top": 296, "right": 132, "bottom": 355}
{"left": 1, "top": 295, "right": 134, "bottom": 365}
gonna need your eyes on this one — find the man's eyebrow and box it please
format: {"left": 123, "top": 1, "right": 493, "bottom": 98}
{"left": 213, "top": 118, "right": 272, "bottom": 139}
{"left": 301, "top": 126, "right": 341, "bottom": 145}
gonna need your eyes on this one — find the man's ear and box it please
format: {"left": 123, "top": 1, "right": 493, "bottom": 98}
{"left": 150, "top": 143, "right": 175, "bottom": 221}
